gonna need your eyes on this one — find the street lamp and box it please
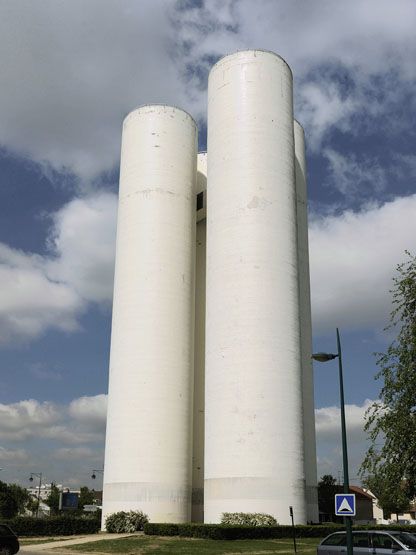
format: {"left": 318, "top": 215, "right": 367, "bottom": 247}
{"left": 312, "top": 328, "right": 353, "bottom": 555}
{"left": 91, "top": 469, "right": 104, "bottom": 480}
{"left": 29, "top": 472, "right": 42, "bottom": 518}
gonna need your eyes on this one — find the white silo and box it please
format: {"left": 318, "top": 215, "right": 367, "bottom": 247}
{"left": 192, "top": 152, "right": 207, "bottom": 522}
{"left": 102, "top": 105, "right": 197, "bottom": 525}
{"left": 294, "top": 120, "right": 319, "bottom": 523}
{"left": 205, "top": 50, "right": 306, "bottom": 524}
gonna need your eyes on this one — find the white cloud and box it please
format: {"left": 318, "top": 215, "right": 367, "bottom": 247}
{"left": 0, "top": 395, "right": 107, "bottom": 444}
{"left": 316, "top": 399, "right": 373, "bottom": 442}
{"left": 0, "top": 399, "right": 59, "bottom": 440}
{"left": 0, "top": 394, "right": 107, "bottom": 485}
{"left": 0, "top": 0, "right": 189, "bottom": 180}
{"left": 47, "top": 192, "right": 117, "bottom": 304}
{"left": 315, "top": 399, "right": 373, "bottom": 480}
{"left": 69, "top": 394, "right": 108, "bottom": 428}
{"left": 0, "top": 192, "right": 116, "bottom": 344}
{"left": 0, "top": 1, "right": 415, "bottom": 178}
{"left": 323, "top": 149, "right": 387, "bottom": 198}
{"left": 0, "top": 446, "right": 27, "bottom": 461}
{"left": 309, "top": 194, "right": 416, "bottom": 334}
{"left": 52, "top": 447, "right": 97, "bottom": 461}
{"left": 0, "top": 244, "right": 82, "bottom": 344}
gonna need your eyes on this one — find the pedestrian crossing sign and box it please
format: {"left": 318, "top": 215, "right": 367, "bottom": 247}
{"left": 335, "top": 493, "right": 356, "bottom": 516}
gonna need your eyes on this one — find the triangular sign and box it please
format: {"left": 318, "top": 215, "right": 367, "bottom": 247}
{"left": 338, "top": 497, "right": 353, "bottom": 513}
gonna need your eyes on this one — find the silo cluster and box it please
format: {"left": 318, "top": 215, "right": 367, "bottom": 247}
{"left": 102, "top": 50, "right": 318, "bottom": 527}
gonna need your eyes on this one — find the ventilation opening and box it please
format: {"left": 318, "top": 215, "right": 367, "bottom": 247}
{"left": 196, "top": 191, "right": 204, "bottom": 211}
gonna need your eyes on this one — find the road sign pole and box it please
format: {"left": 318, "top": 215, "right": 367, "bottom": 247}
{"left": 336, "top": 329, "right": 353, "bottom": 555}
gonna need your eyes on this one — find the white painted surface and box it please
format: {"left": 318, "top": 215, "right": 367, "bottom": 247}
{"left": 192, "top": 153, "right": 207, "bottom": 522}
{"left": 205, "top": 50, "right": 306, "bottom": 524}
{"left": 102, "top": 105, "right": 197, "bottom": 526}
{"left": 294, "top": 120, "right": 319, "bottom": 523}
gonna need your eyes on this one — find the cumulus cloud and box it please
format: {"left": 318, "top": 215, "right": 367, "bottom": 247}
{"left": 0, "top": 399, "right": 59, "bottom": 440}
{"left": 47, "top": 192, "right": 117, "bottom": 304}
{"left": 315, "top": 399, "right": 373, "bottom": 479}
{"left": 69, "top": 394, "right": 108, "bottom": 428}
{"left": 0, "top": 395, "right": 107, "bottom": 443}
{"left": 309, "top": 194, "right": 416, "bottom": 334}
{"left": 0, "top": 244, "right": 82, "bottom": 343}
{"left": 0, "top": 394, "right": 106, "bottom": 485}
{"left": 0, "top": 192, "right": 116, "bottom": 344}
{"left": 0, "top": 1, "right": 415, "bottom": 179}
{"left": 316, "top": 399, "right": 373, "bottom": 442}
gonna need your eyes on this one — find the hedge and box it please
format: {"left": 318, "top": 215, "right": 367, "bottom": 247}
{"left": 0, "top": 515, "right": 101, "bottom": 536}
{"left": 144, "top": 523, "right": 342, "bottom": 540}
{"left": 144, "top": 523, "right": 416, "bottom": 540}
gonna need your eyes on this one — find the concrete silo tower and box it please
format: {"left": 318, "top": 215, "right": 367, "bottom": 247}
{"left": 294, "top": 120, "right": 319, "bottom": 523}
{"left": 204, "top": 50, "right": 307, "bottom": 524}
{"left": 102, "top": 105, "right": 197, "bottom": 525}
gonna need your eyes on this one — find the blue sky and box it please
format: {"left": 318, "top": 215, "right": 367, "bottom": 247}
{"left": 0, "top": 0, "right": 415, "bottom": 489}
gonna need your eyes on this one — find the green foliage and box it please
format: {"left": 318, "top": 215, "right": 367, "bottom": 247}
{"left": 363, "top": 474, "right": 410, "bottom": 519}
{"left": 45, "top": 483, "right": 60, "bottom": 515}
{"left": 144, "top": 523, "right": 343, "bottom": 539}
{"left": 78, "top": 487, "right": 95, "bottom": 511}
{"left": 1, "top": 515, "right": 100, "bottom": 536}
{"left": 361, "top": 252, "right": 416, "bottom": 504}
{"left": 221, "top": 512, "right": 277, "bottom": 526}
{"left": 144, "top": 523, "right": 416, "bottom": 540}
{"left": 105, "top": 510, "right": 149, "bottom": 533}
{"left": 7, "top": 484, "right": 31, "bottom": 515}
{"left": 318, "top": 475, "right": 342, "bottom": 522}
{"left": 0, "top": 481, "right": 19, "bottom": 518}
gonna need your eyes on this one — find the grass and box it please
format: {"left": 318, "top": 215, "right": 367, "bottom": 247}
{"left": 66, "top": 535, "right": 321, "bottom": 554}
{"left": 19, "top": 537, "right": 65, "bottom": 545}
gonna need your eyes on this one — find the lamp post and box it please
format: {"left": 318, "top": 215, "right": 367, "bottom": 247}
{"left": 312, "top": 328, "right": 353, "bottom": 555}
{"left": 91, "top": 469, "right": 104, "bottom": 480}
{"left": 29, "top": 472, "right": 42, "bottom": 517}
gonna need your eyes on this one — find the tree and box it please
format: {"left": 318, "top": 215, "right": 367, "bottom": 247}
{"left": 0, "top": 481, "right": 18, "bottom": 518}
{"left": 7, "top": 483, "right": 31, "bottom": 515}
{"left": 45, "top": 483, "right": 60, "bottom": 515}
{"left": 78, "top": 486, "right": 95, "bottom": 511}
{"left": 318, "top": 474, "right": 341, "bottom": 522}
{"left": 363, "top": 474, "right": 409, "bottom": 521}
{"left": 360, "top": 251, "right": 416, "bottom": 504}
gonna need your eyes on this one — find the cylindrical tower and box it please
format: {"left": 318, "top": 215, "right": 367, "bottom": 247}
{"left": 102, "top": 105, "right": 197, "bottom": 525}
{"left": 192, "top": 152, "right": 207, "bottom": 522}
{"left": 205, "top": 50, "right": 306, "bottom": 524}
{"left": 294, "top": 120, "right": 319, "bottom": 523}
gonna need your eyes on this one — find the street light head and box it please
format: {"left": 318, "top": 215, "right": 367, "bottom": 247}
{"left": 312, "top": 352, "right": 338, "bottom": 363}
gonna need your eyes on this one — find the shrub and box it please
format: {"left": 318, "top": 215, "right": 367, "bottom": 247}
{"left": 0, "top": 515, "right": 100, "bottom": 536}
{"left": 221, "top": 512, "right": 278, "bottom": 526}
{"left": 105, "top": 510, "right": 149, "bottom": 533}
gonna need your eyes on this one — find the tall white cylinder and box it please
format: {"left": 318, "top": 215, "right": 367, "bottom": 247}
{"left": 205, "top": 50, "right": 306, "bottom": 524}
{"left": 102, "top": 105, "right": 197, "bottom": 525}
{"left": 294, "top": 120, "right": 319, "bottom": 523}
{"left": 192, "top": 152, "right": 207, "bottom": 522}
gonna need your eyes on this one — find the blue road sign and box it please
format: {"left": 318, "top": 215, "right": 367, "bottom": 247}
{"left": 335, "top": 493, "right": 356, "bottom": 516}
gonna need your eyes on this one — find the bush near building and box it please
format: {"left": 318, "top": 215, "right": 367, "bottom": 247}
{"left": 0, "top": 515, "right": 100, "bottom": 536}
